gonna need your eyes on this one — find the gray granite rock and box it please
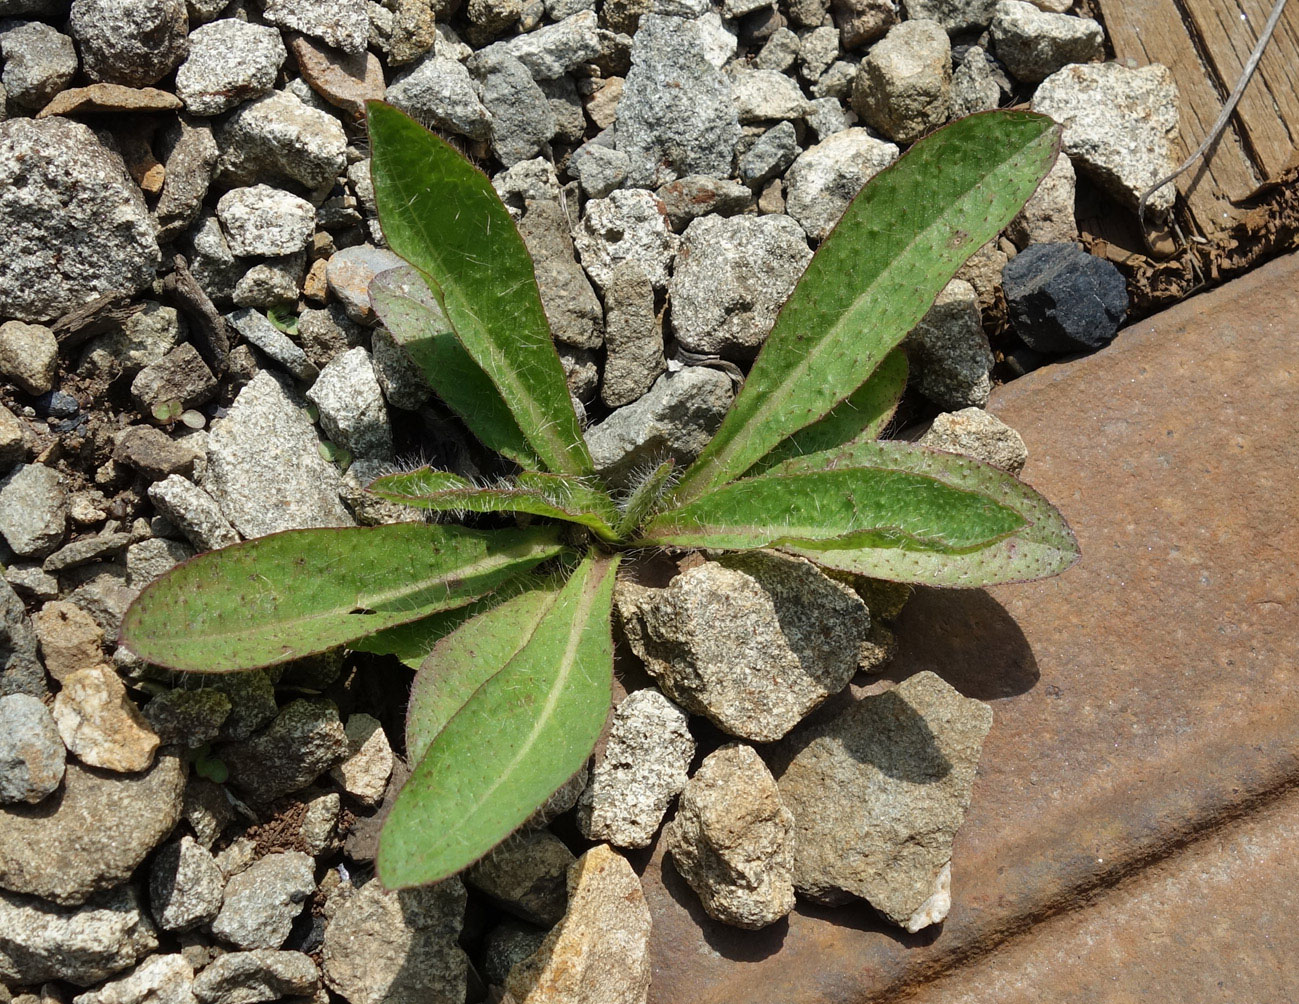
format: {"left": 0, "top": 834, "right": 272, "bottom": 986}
{"left": 473, "top": 51, "right": 557, "bottom": 167}
{"left": 0, "top": 20, "right": 77, "bottom": 110}
{"left": 203, "top": 372, "right": 354, "bottom": 539}
{"left": 919, "top": 406, "right": 1028, "bottom": 474}
{"left": 949, "top": 44, "right": 1003, "bottom": 117}
{"left": 0, "top": 577, "right": 43, "bottom": 699}
{"left": 217, "top": 187, "right": 316, "bottom": 258}
{"left": 72, "top": 952, "right": 196, "bottom": 1004}
{"left": 219, "top": 698, "right": 349, "bottom": 804}
{"left": 990, "top": 0, "right": 1103, "bottom": 83}
{"left": 852, "top": 18, "right": 950, "bottom": 145}
{"left": 298, "top": 791, "right": 340, "bottom": 855}
{"left": 321, "top": 877, "right": 467, "bottom": 1004}
{"left": 577, "top": 688, "right": 694, "bottom": 849}
{"left": 901, "top": 0, "right": 997, "bottom": 33}
{"left": 0, "top": 751, "right": 186, "bottom": 906}
{"left": 126, "top": 537, "right": 194, "bottom": 589}
{"left": 654, "top": 175, "right": 753, "bottom": 231}
{"left": 68, "top": 0, "right": 188, "bottom": 87}
{"left": 369, "top": 326, "right": 431, "bottom": 411}
{"left": 368, "top": 0, "right": 439, "bottom": 66}
{"left": 1032, "top": 61, "right": 1180, "bottom": 214}
{"left": 737, "top": 119, "right": 800, "bottom": 185}
{"left": 262, "top": 0, "right": 369, "bottom": 54}
{"left": 505, "top": 845, "right": 650, "bottom": 1004}
{"left": 212, "top": 852, "right": 315, "bottom": 950}
{"left": 492, "top": 157, "right": 562, "bottom": 216}
{"left": 306, "top": 347, "right": 393, "bottom": 461}
{"left": 480, "top": 920, "right": 548, "bottom": 986}
{"left": 669, "top": 214, "right": 811, "bottom": 361}
{"left": 784, "top": 127, "right": 897, "bottom": 241}
{"left": 147, "top": 476, "right": 240, "bottom": 551}
{"left": 569, "top": 142, "right": 630, "bottom": 199}
{"left": 1007, "top": 150, "right": 1077, "bottom": 246}
{"left": 53, "top": 663, "right": 161, "bottom": 774}
{"left": 216, "top": 89, "right": 348, "bottom": 192}
{"left": 729, "top": 67, "right": 809, "bottom": 123}
{"left": 517, "top": 200, "right": 604, "bottom": 350}
{"left": 0, "top": 464, "right": 66, "bottom": 559}
{"left": 131, "top": 343, "right": 218, "bottom": 418}
{"left": 386, "top": 55, "right": 492, "bottom": 142}
{"left": 600, "top": 261, "right": 663, "bottom": 408}
{"left": 906, "top": 277, "right": 993, "bottom": 409}
{"left": 113, "top": 420, "right": 195, "bottom": 480}
{"left": 479, "top": 9, "right": 602, "bottom": 79}
{"left": 0, "top": 694, "right": 64, "bottom": 804}
{"left": 573, "top": 188, "right": 677, "bottom": 292}
{"left": 832, "top": 0, "right": 896, "bottom": 50}
{"left": 184, "top": 212, "right": 243, "bottom": 308}
{"left": 176, "top": 20, "right": 287, "bottom": 116}
{"left": 0, "top": 321, "right": 57, "bottom": 396}
{"left": 617, "top": 14, "right": 740, "bottom": 187}
{"left": 0, "top": 885, "right": 158, "bottom": 987}
{"left": 225, "top": 309, "right": 317, "bottom": 382}
{"left": 464, "top": 829, "right": 572, "bottom": 926}
{"left": 774, "top": 670, "right": 992, "bottom": 930}
{"left": 191, "top": 950, "right": 320, "bottom": 1004}
{"left": 755, "top": 25, "right": 799, "bottom": 71}
{"left": 664, "top": 743, "right": 795, "bottom": 929}
{"left": 232, "top": 254, "right": 306, "bottom": 311}
{"left": 202, "top": 672, "right": 278, "bottom": 744}
{"left": 0, "top": 118, "right": 159, "bottom": 323}
{"left": 616, "top": 552, "right": 869, "bottom": 742}
{"left": 797, "top": 25, "right": 839, "bottom": 82}
{"left": 584, "top": 366, "right": 733, "bottom": 489}
{"left": 327, "top": 713, "right": 393, "bottom": 807}
{"left": 141, "top": 686, "right": 229, "bottom": 747}
{"left": 150, "top": 836, "right": 224, "bottom": 932}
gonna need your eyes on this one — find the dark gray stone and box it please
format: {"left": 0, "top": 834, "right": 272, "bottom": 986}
{"left": 0, "top": 694, "right": 64, "bottom": 804}
{"left": 219, "top": 698, "right": 349, "bottom": 803}
{"left": 0, "top": 118, "right": 159, "bottom": 323}
{"left": 1003, "top": 242, "right": 1128, "bottom": 354}
{"left": 68, "top": 0, "right": 188, "bottom": 87}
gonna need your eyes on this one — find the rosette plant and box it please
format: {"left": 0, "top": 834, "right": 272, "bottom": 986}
{"left": 122, "top": 103, "right": 1078, "bottom": 890}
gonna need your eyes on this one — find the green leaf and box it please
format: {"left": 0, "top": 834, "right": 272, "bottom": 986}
{"left": 378, "top": 552, "right": 620, "bottom": 888}
{"left": 405, "top": 580, "right": 560, "bottom": 763}
{"left": 119, "top": 523, "right": 567, "bottom": 672}
{"left": 368, "top": 468, "right": 619, "bottom": 541}
{"left": 369, "top": 265, "right": 539, "bottom": 469}
{"left": 671, "top": 111, "right": 1059, "bottom": 503}
{"left": 744, "top": 347, "right": 907, "bottom": 477}
{"left": 639, "top": 464, "right": 1026, "bottom": 552}
{"left": 367, "top": 102, "right": 591, "bottom": 477}
{"left": 771, "top": 440, "right": 1079, "bottom": 584}
{"left": 613, "top": 459, "right": 677, "bottom": 538}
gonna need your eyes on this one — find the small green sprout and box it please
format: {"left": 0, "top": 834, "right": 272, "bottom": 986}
{"left": 121, "top": 104, "right": 1077, "bottom": 891}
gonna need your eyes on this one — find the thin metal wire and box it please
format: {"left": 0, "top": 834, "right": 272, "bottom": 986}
{"left": 1137, "top": 0, "right": 1290, "bottom": 228}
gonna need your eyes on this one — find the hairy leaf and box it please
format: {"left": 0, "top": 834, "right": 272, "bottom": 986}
{"left": 405, "top": 581, "right": 560, "bottom": 763}
{"left": 368, "top": 468, "right": 619, "bottom": 540}
{"left": 378, "top": 553, "right": 620, "bottom": 888}
{"left": 119, "top": 524, "right": 566, "bottom": 672}
{"left": 369, "top": 266, "right": 538, "bottom": 468}
{"left": 672, "top": 111, "right": 1059, "bottom": 503}
{"left": 639, "top": 464, "right": 1026, "bottom": 551}
{"left": 614, "top": 459, "right": 677, "bottom": 538}
{"left": 367, "top": 102, "right": 591, "bottom": 476}
{"left": 744, "top": 347, "right": 907, "bottom": 477}
{"left": 771, "top": 440, "right": 1079, "bottom": 584}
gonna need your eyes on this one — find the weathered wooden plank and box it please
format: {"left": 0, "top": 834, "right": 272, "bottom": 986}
{"left": 1180, "top": 0, "right": 1299, "bottom": 179}
{"left": 1097, "top": 0, "right": 1262, "bottom": 231}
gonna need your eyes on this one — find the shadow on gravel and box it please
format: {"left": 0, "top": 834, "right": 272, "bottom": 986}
{"left": 883, "top": 587, "right": 1039, "bottom": 701}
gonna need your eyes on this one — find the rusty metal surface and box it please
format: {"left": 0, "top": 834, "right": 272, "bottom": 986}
{"left": 639, "top": 252, "right": 1299, "bottom": 1003}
